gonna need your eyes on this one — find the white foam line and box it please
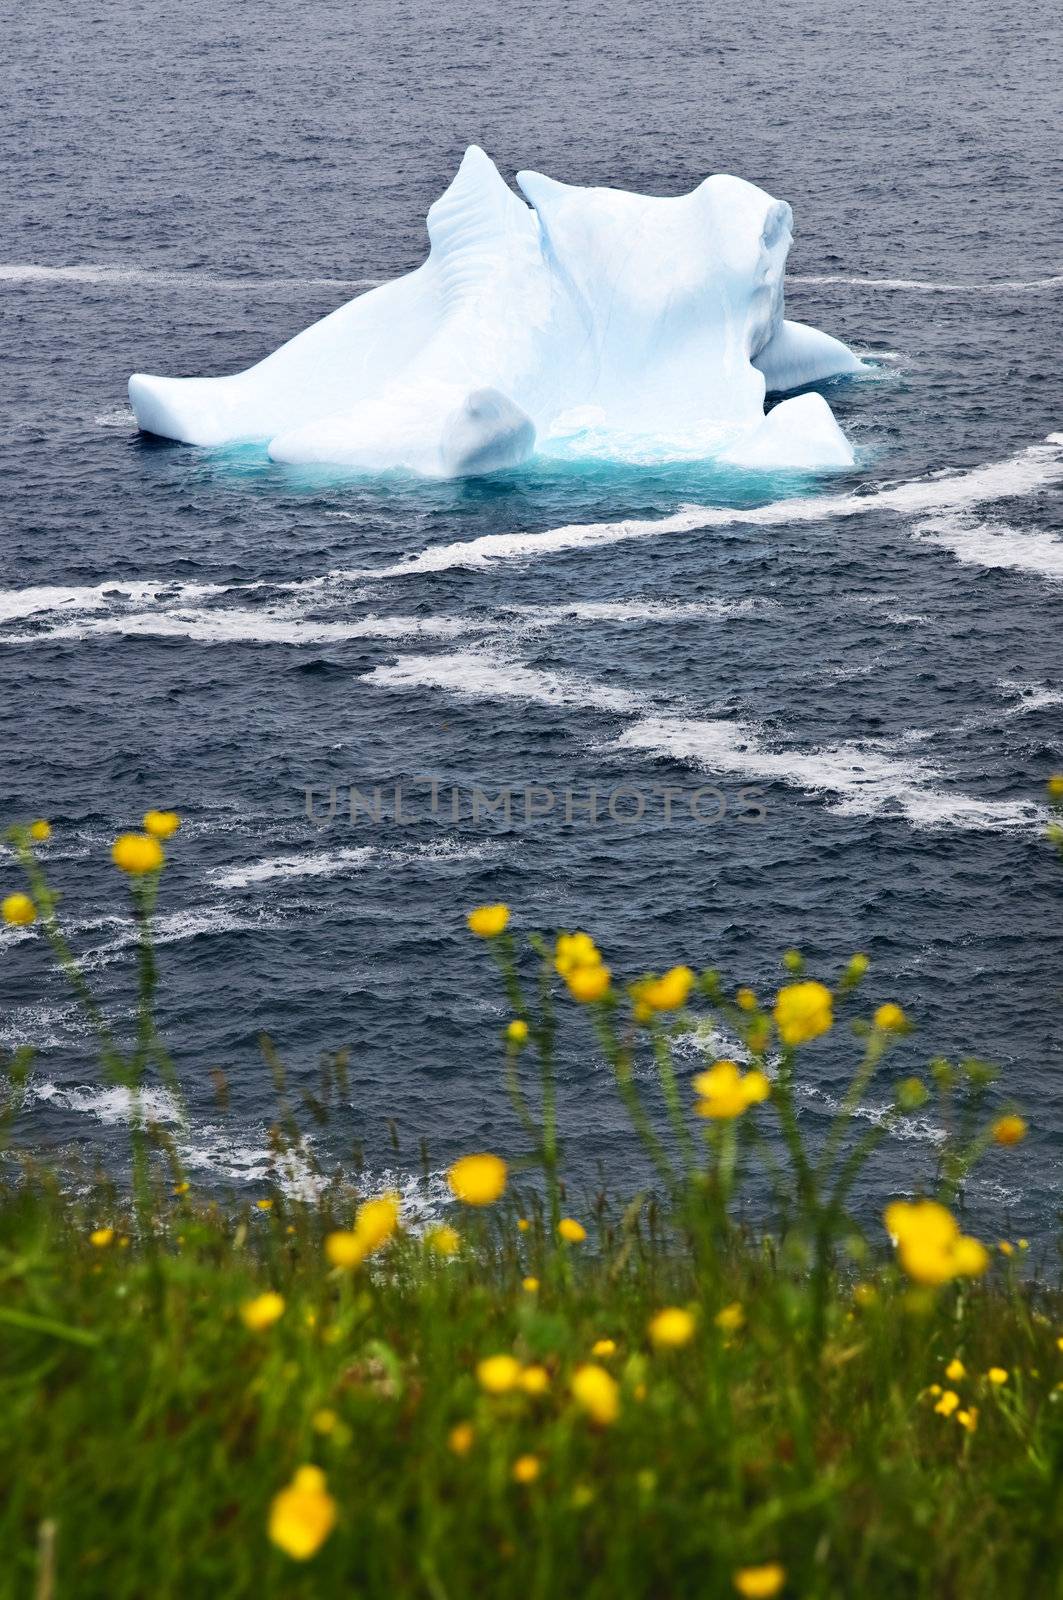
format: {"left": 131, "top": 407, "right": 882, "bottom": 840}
{"left": 502, "top": 598, "right": 776, "bottom": 625}
{"left": 364, "top": 652, "right": 1044, "bottom": 832}
{"left": 912, "top": 514, "right": 1063, "bottom": 580}
{"left": 0, "top": 608, "right": 482, "bottom": 647}
{"left": 209, "top": 837, "right": 499, "bottom": 891}
{"left": 788, "top": 273, "right": 1063, "bottom": 292}
{"left": 343, "top": 435, "right": 1063, "bottom": 579}
{"left": 0, "top": 263, "right": 381, "bottom": 291}
{"left": 0, "top": 580, "right": 228, "bottom": 625}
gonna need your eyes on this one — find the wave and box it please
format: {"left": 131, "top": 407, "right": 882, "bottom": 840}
{"left": 364, "top": 652, "right": 1043, "bottom": 832}
{"left": 788, "top": 273, "right": 1063, "bottom": 293}
{"left": 996, "top": 679, "right": 1063, "bottom": 717}
{"left": 0, "top": 580, "right": 228, "bottom": 625}
{"left": 911, "top": 514, "right": 1063, "bottom": 580}
{"left": 1, "top": 606, "right": 481, "bottom": 648}
{"left": 0, "top": 262, "right": 381, "bottom": 292}
{"left": 364, "top": 650, "right": 647, "bottom": 714}
{"left": 346, "top": 434, "right": 1063, "bottom": 579}
{"left": 616, "top": 713, "right": 1044, "bottom": 832}
{"left": 502, "top": 597, "right": 778, "bottom": 626}
{"left": 209, "top": 837, "right": 499, "bottom": 891}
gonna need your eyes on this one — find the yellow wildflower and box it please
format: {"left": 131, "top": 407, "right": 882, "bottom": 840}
{"left": 773, "top": 980, "right": 833, "bottom": 1046}
{"left": 884, "top": 1200, "right": 989, "bottom": 1285}
{"left": 466, "top": 903, "right": 510, "bottom": 938}
{"left": 554, "top": 931, "right": 601, "bottom": 975}
{"left": 516, "top": 1217, "right": 530, "bottom": 1232}
{"left": 566, "top": 962, "right": 612, "bottom": 1003}
{"left": 693, "top": 1061, "right": 770, "bottom": 1120}
{"left": 506, "top": 1018, "right": 529, "bottom": 1045}
{"left": 520, "top": 1365, "right": 550, "bottom": 1396}
{"left": 1047, "top": 773, "right": 1063, "bottom": 799}
{"left": 522, "top": 1276, "right": 540, "bottom": 1293}
{"left": 29, "top": 819, "right": 51, "bottom": 841}
{"left": 956, "top": 1407, "right": 978, "bottom": 1432}
{"left": 241, "top": 1291, "right": 285, "bottom": 1331}
{"left": 143, "top": 809, "right": 181, "bottom": 838}
{"left": 111, "top": 832, "right": 164, "bottom": 875}
{"left": 715, "top": 1302, "right": 745, "bottom": 1334}
{"left": 355, "top": 1192, "right": 400, "bottom": 1253}
{"left": 633, "top": 965, "right": 696, "bottom": 1014}
{"left": 934, "top": 1390, "right": 960, "bottom": 1416}
{"left": 649, "top": 1307, "right": 696, "bottom": 1348}
{"left": 874, "top": 1002, "right": 907, "bottom": 1032}
{"left": 477, "top": 1354, "right": 522, "bottom": 1394}
{"left": 570, "top": 1363, "right": 620, "bottom": 1425}
{"left": 312, "top": 1409, "right": 337, "bottom": 1435}
{"left": 999, "top": 1240, "right": 1015, "bottom": 1257}
{"left": 512, "top": 1454, "right": 540, "bottom": 1484}
{"left": 89, "top": 1227, "right": 114, "bottom": 1248}
{"left": 2, "top": 893, "right": 36, "bottom": 926}
{"left": 992, "top": 1114, "right": 1027, "bottom": 1146}
{"left": 735, "top": 987, "right": 758, "bottom": 1011}
{"left": 173, "top": 1181, "right": 190, "bottom": 1196}
{"left": 558, "top": 1217, "right": 587, "bottom": 1243}
{"left": 448, "top": 1153, "right": 507, "bottom": 1206}
{"left": 268, "top": 1465, "right": 336, "bottom": 1560}
{"left": 591, "top": 1338, "right": 617, "bottom": 1358}
{"left": 325, "top": 1230, "right": 366, "bottom": 1269}
{"left": 448, "top": 1422, "right": 474, "bottom": 1456}
{"left": 426, "top": 1225, "right": 460, "bottom": 1257}
{"left": 255, "top": 1198, "right": 273, "bottom": 1211}
{"left": 944, "top": 1358, "right": 966, "bottom": 1382}
{"left": 853, "top": 1283, "right": 877, "bottom": 1307}
{"left": 782, "top": 949, "right": 803, "bottom": 972}
{"left": 987, "top": 1367, "right": 1008, "bottom": 1385}
{"left": 846, "top": 953, "right": 870, "bottom": 978}
{"left": 733, "top": 1563, "right": 786, "bottom": 1598}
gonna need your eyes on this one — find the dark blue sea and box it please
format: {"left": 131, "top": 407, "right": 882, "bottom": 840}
{"left": 2, "top": 0, "right": 1061, "bottom": 1245}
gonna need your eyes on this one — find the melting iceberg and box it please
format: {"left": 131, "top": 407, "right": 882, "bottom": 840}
{"left": 129, "top": 147, "right": 865, "bottom": 477}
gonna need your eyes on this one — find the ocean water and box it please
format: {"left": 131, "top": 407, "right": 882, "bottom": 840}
{"left": 2, "top": 0, "right": 1061, "bottom": 1242}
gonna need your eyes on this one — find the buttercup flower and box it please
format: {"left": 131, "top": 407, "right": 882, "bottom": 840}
{"left": 522, "top": 1276, "right": 540, "bottom": 1292}
{"left": 566, "top": 963, "right": 612, "bottom": 1003}
{"left": 2, "top": 893, "right": 36, "bottom": 926}
{"left": 773, "top": 980, "right": 833, "bottom": 1046}
{"left": 554, "top": 931, "right": 601, "bottom": 976}
{"left": 512, "top": 1454, "right": 541, "bottom": 1483}
{"left": 693, "top": 1061, "right": 770, "bottom": 1120}
{"left": 143, "top": 809, "right": 181, "bottom": 838}
{"left": 874, "top": 1002, "right": 908, "bottom": 1032}
{"left": 715, "top": 1302, "right": 745, "bottom": 1333}
{"left": 427, "top": 1225, "right": 460, "bottom": 1257}
{"left": 516, "top": 1217, "right": 530, "bottom": 1232}
{"left": 448, "top": 1422, "right": 474, "bottom": 1456}
{"left": 558, "top": 1218, "right": 587, "bottom": 1243}
{"left": 592, "top": 1338, "right": 617, "bottom": 1357}
{"left": 884, "top": 1200, "right": 989, "bottom": 1286}
{"left": 1047, "top": 773, "right": 1063, "bottom": 800}
{"left": 241, "top": 1291, "right": 285, "bottom": 1331}
{"left": 112, "top": 832, "right": 164, "bottom": 875}
{"left": 89, "top": 1227, "right": 114, "bottom": 1248}
{"left": 736, "top": 987, "right": 758, "bottom": 1011}
{"left": 944, "top": 1358, "right": 966, "bottom": 1382}
{"left": 477, "top": 1354, "right": 522, "bottom": 1394}
{"left": 466, "top": 903, "right": 510, "bottom": 938}
{"left": 956, "top": 1407, "right": 979, "bottom": 1432}
{"left": 992, "top": 1115, "right": 1027, "bottom": 1147}
{"left": 846, "top": 953, "right": 870, "bottom": 978}
{"left": 987, "top": 1367, "right": 1008, "bottom": 1385}
{"left": 29, "top": 819, "right": 51, "bottom": 842}
{"left": 649, "top": 1307, "right": 696, "bottom": 1348}
{"left": 507, "top": 1018, "right": 529, "bottom": 1045}
{"left": 325, "top": 1230, "right": 366, "bottom": 1269}
{"left": 520, "top": 1365, "right": 550, "bottom": 1395}
{"left": 632, "top": 965, "right": 695, "bottom": 1015}
{"left": 448, "top": 1153, "right": 507, "bottom": 1206}
{"left": 934, "top": 1390, "right": 960, "bottom": 1416}
{"left": 733, "top": 1563, "right": 786, "bottom": 1598}
{"left": 355, "top": 1193, "right": 400, "bottom": 1253}
{"left": 268, "top": 1465, "right": 336, "bottom": 1560}
{"left": 571, "top": 1363, "right": 620, "bottom": 1425}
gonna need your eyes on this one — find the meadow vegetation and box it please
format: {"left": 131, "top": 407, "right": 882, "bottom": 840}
{"left": 1, "top": 797, "right": 1063, "bottom": 1599}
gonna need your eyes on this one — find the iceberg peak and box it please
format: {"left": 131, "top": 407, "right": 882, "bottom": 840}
{"left": 129, "top": 146, "right": 866, "bottom": 476}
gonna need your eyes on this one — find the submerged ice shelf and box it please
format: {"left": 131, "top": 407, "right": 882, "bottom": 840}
{"left": 129, "top": 147, "right": 866, "bottom": 478}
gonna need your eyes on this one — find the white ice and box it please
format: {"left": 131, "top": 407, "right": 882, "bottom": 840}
{"left": 128, "top": 147, "right": 866, "bottom": 477}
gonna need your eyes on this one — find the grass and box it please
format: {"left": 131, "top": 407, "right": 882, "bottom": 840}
{"left": 2, "top": 815, "right": 1063, "bottom": 1599}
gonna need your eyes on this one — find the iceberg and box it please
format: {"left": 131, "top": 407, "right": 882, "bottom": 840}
{"left": 129, "top": 147, "right": 866, "bottom": 477}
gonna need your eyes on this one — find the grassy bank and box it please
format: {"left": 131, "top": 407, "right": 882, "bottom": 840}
{"left": 2, "top": 814, "right": 1063, "bottom": 1598}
